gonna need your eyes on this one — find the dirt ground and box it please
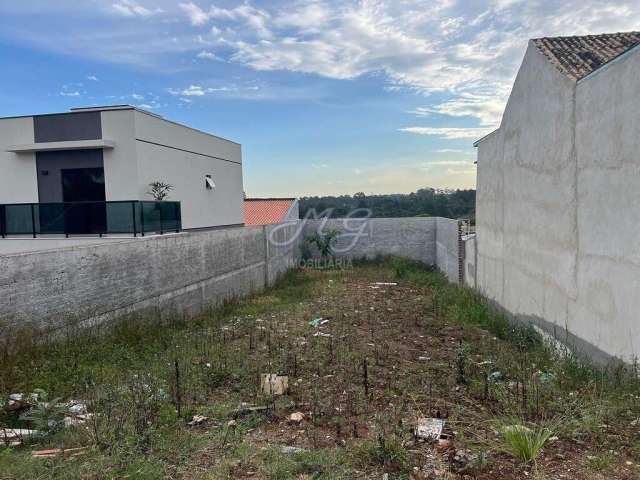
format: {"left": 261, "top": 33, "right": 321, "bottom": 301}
{"left": 179, "top": 265, "right": 640, "bottom": 479}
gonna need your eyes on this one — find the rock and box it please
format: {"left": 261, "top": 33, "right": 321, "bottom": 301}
{"left": 289, "top": 412, "right": 305, "bottom": 423}
{"left": 227, "top": 419, "right": 237, "bottom": 428}
{"left": 450, "top": 448, "right": 480, "bottom": 473}
{"left": 188, "top": 415, "right": 208, "bottom": 426}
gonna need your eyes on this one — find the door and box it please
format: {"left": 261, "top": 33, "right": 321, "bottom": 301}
{"left": 61, "top": 168, "right": 106, "bottom": 234}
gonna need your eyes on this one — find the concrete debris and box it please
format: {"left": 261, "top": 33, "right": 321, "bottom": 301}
{"left": 313, "top": 332, "right": 332, "bottom": 338}
{"left": 415, "top": 418, "right": 445, "bottom": 441}
{"left": 63, "top": 413, "right": 94, "bottom": 428}
{"left": 289, "top": 412, "right": 305, "bottom": 423}
{"left": 418, "top": 356, "right": 430, "bottom": 361}
{"left": 67, "top": 401, "right": 88, "bottom": 415}
{"left": 188, "top": 415, "right": 208, "bottom": 426}
{"left": 261, "top": 374, "right": 289, "bottom": 396}
{"left": 4, "top": 393, "right": 34, "bottom": 412}
{"left": 1, "top": 428, "right": 40, "bottom": 446}
{"left": 32, "top": 447, "right": 88, "bottom": 458}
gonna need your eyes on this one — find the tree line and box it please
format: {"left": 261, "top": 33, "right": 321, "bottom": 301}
{"left": 299, "top": 188, "right": 475, "bottom": 220}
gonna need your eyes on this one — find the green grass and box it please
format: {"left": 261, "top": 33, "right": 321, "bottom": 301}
{"left": 2, "top": 257, "right": 640, "bottom": 479}
{"left": 498, "top": 422, "right": 553, "bottom": 464}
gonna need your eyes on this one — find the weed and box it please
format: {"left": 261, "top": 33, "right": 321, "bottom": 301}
{"left": 498, "top": 421, "right": 553, "bottom": 464}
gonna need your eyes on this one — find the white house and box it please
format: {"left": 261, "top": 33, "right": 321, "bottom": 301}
{"left": 474, "top": 32, "right": 640, "bottom": 363}
{"left": 0, "top": 105, "right": 244, "bottom": 236}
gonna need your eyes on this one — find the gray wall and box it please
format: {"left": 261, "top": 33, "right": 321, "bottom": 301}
{"left": 303, "top": 217, "right": 461, "bottom": 278}
{"left": 0, "top": 217, "right": 464, "bottom": 334}
{"left": 304, "top": 217, "right": 437, "bottom": 265}
{"left": 36, "top": 149, "right": 104, "bottom": 202}
{"left": 132, "top": 110, "right": 244, "bottom": 229}
{"left": 475, "top": 41, "right": 640, "bottom": 363}
{"left": 0, "top": 224, "right": 300, "bottom": 333}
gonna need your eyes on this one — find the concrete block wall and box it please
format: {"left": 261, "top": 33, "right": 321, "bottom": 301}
{"left": 303, "top": 217, "right": 461, "bottom": 279}
{"left": 462, "top": 234, "right": 477, "bottom": 289}
{"left": 0, "top": 217, "right": 462, "bottom": 336}
{"left": 436, "top": 218, "right": 461, "bottom": 284}
{"left": 0, "top": 224, "right": 301, "bottom": 333}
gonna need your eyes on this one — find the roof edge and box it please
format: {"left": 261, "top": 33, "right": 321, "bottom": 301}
{"left": 473, "top": 128, "right": 499, "bottom": 147}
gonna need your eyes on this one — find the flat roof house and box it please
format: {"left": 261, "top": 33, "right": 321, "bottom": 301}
{"left": 0, "top": 105, "right": 244, "bottom": 237}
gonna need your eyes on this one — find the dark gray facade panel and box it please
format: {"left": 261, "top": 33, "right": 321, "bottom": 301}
{"left": 34, "top": 112, "right": 102, "bottom": 143}
{"left": 36, "top": 149, "right": 104, "bottom": 202}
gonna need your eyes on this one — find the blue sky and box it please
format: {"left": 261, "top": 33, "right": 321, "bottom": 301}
{"left": 0, "top": 1, "right": 638, "bottom": 197}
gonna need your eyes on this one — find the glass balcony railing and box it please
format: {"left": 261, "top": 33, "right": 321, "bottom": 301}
{"left": 0, "top": 201, "right": 181, "bottom": 238}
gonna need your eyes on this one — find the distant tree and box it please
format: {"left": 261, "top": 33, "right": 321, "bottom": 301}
{"left": 298, "top": 188, "right": 475, "bottom": 220}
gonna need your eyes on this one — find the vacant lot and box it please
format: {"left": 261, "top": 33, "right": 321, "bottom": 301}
{"left": 1, "top": 258, "right": 639, "bottom": 479}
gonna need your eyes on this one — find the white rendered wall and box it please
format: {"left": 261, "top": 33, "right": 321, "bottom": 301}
{"left": 100, "top": 109, "right": 140, "bottom": 201}
{"left": 133, "top": 111, "right": 244, "bottom": 229}
{"left": 0, "top": 117, "right": 38, "bottom": 203}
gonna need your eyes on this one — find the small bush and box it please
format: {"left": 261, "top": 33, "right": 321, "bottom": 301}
{"left": 499, "top": 422, "right": 553, "bottom": 464}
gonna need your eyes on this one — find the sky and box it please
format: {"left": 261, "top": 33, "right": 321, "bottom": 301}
{"left": 0, "top": 1, "right": 638, "bottom": 197}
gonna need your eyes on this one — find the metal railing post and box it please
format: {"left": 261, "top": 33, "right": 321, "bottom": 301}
{"left": 30, "top": 204, "right": 36, "bottom": 238}
{"left": 64, "top": 203, "right": 69, "bottom": 238}
{"left": 0, "top": 205, "right": 5, "bottom": 238}
{"left": 140, "top": 202, "right": 145, "bottom": 237}
{"left": 132, "top": 201, "right": 137, "bottom": 237}
{"left": 175, "top": 202, "right": 181, "bottom": 233}
{"left": 159, "top": 205, "right": 164, "bottom": 235}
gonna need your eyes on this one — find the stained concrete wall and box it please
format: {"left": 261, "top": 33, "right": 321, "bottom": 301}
{"left": 436, "top": 217, "right": 461, "bottom": 284}
{"left": 475, "top": 41, "right": 640, "bottom": 363}
{"left": 0, "top": 217, "right": 463, "bottom": 336}
{"left": 462, "top": 234, "right": 476, "bottom": 289}
{"left": 303, "top": 217, "right": 461, "bottom": 279}
{"left": 0, "top": 224, "right": 301, "bottom": 334}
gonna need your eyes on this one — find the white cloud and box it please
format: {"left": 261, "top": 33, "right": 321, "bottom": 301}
{"left": 196, "top": 50, "right": 221, "bottom": 61}
{"left": 434, "top": 149, "right": 473, "bottom": 154}
{"left": 179, "top": 2, "right": 209, "bottom": 26}
{"left": 168, "top": 84, "right": 206, "bottom": 96}
{"left": 399, "top": 127, "right": 493, "bottom": 139}
{"left": 131, "top": 93, "right": 144, "bottom": 100}
{"left": 180, "top": 2, "right": 272, "bottom": 38}
{"left": 87, "top": 75, "right": 99, "bottom": 81}
{"left": 112, "top": 0, "right": 159, "bottom": 18}
{"left": 60, "top": 90, "right": 81, "bottom": 97}
{"left": 174, "top": 0, "right": 640, "bottom": 128}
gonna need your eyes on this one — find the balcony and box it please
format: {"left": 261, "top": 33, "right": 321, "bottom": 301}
{"left": 0, "top": 201, "right": 181, "bottom": 238}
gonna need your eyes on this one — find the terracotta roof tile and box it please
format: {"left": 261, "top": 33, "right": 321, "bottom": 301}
{"left": 533, "top": 32, "right": 640, "bottom": 81}
{"left": 244, "top": 198, "right": 296, "bottom": 225}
